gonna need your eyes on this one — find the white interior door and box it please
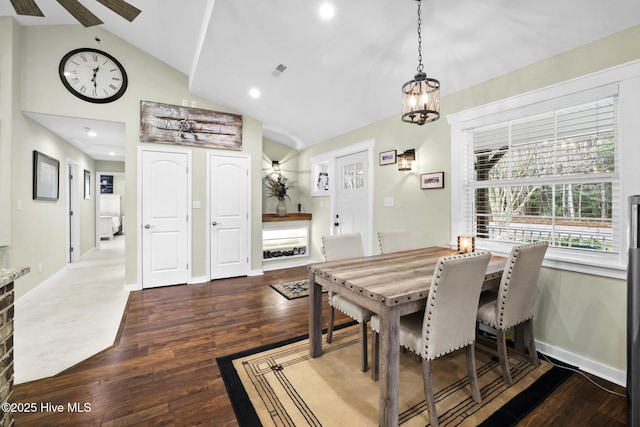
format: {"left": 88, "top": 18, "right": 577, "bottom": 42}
{"left": 66, "top": 161, "right": 80, "bottom": 263}
{"left": 334, "top": 150, "right": 371, "bottom": 252}
{"left": 141, "top": 150, "right": 190, "bottom": 288}
{"left": 209, "top": 155, "right": 249, "bottom": 279}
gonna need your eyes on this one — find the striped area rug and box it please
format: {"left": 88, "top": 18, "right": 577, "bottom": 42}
{"left": 218, "top": 325, "right": 572, "bottom": 426}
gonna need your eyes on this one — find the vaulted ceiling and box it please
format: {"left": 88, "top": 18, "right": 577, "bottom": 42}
{"left": 2, "top": 0, "right": 640, "bottom": 160}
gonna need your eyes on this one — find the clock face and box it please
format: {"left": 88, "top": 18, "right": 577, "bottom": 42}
{"left": 59, "top": 48, "right": 128, "bottom": 103}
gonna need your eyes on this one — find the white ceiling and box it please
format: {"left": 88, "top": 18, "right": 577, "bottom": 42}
{"left": 2, "top": 0, "right": 640, "bottom": 160}
{"left": 23, "top": 112, "right": 126, "bottom": 161}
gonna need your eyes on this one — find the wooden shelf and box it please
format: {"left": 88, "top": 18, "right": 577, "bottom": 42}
{"left": 262, "top": 213, "right": 312, "bottom": 222}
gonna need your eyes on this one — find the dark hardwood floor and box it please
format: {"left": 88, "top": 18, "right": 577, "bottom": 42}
{"left": 13, "top": 266, "right": 627, "bottom": 426}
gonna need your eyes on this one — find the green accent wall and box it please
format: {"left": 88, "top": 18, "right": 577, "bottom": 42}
{"left": 299, "top": 25, "right": 640, "bottom": 376}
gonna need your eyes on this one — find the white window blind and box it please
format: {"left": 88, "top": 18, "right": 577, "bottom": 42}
{"left": 462, "top": 95, "right": 619, "bottom": 253}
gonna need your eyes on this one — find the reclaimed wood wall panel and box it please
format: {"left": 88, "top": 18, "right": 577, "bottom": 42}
{"left": 140, "top": 101, "right": 242, "bottom": 150}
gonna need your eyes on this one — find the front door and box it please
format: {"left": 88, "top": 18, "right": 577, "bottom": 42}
{"left": 209, "top": 154, "right": 249, "bottom": 279}
{"left": 141, "top": 149, "right": 190, "bottom": 288}
{"left": 334, "top": 150, "right": 371, "bottom": 252}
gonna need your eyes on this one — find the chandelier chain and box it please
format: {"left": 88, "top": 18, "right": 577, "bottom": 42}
{"left": 416, "top": 0, "right": 423, "bottom": 74}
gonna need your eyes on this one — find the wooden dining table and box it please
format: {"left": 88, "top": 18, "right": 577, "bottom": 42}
{"left": 307, "top": 246, "right": 507, "bottom": 427}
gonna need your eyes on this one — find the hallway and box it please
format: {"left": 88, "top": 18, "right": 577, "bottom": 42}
{"left": 14, "top": 236, "right": 128, "bottom": 384}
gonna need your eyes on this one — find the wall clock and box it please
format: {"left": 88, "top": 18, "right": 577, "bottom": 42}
{"left": 59, "top": 48, "right": 128, "bottom": 104}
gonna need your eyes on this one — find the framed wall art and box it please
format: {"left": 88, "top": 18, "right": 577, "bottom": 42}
{"left": 420, "top": 171, "right": 444, "bottom": 189}
{"left": 100, "top": 175, "right": 114, "bottom": 194}
{"left": 84, "top": 170, "right": 91, "bottom": 200}
{"left": 33, "top": 151, "right": 59, "bottom": 201}
{"left": 379, "top": 150, "right": 397, "bottom": 165}
{"left": 140, "top": 100, "right": 243, "bottom": 150}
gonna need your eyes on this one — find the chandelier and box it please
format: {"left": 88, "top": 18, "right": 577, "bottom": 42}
{"left": 401, "top": 0, "right": 440, "bottom": 125}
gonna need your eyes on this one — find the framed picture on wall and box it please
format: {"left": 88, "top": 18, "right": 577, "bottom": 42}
{"left": 420, "top": 172, "right": 445, "bottom": 189}
{"left": 100, "top": 175, "right": 114, "bottom": 193}
{"left": 379, "top": 150, "right": 397, "bottom": 165}
{"left": 32, "top": 150, "right": 59, "bottom": 201}
{"left": 84, "top": 170, "right": 91, "bottom": 199}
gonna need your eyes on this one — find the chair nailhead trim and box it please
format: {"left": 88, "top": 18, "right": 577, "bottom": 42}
{"left": 494, "top": 242, "right": 547, "bottom": 329}
{"left": 424, "top": 251, "right": 490, "bottom": 355}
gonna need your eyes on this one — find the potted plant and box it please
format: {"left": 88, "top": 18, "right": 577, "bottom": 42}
{"left": 264, "top": 174, "right": 295, "bottom": 217}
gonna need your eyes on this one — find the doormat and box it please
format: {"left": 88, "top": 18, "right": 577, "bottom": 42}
{"left": 270, "top": 279, "right": 326, "bottom": 300}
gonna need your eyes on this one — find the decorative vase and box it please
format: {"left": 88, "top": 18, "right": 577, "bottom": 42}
{"left": 276, "top": 199, "right": 287, "bottom": 217}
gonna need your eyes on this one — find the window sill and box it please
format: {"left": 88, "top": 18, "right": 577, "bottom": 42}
{"left": 453, "top": 240, "right": 627, "bottom": 280}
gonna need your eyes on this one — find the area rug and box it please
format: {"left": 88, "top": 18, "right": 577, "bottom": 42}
{"left": 217, "top": 325, "right": 573, "bottom": 426}
{"left": 270, "top": 279, "right": 326, "bottom": 300}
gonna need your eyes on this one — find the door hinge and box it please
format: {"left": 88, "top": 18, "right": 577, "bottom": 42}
{"left": 70, "top": 211, "right": 74, "bottom": 216}
{"left": 70, "top": 247, "right": 74, "bottom": 252}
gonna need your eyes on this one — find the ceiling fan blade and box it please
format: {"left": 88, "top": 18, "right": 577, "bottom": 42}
{"left": 56, "top": 0, "right": 103, "bottom": 27}
{"left": 10, "top": 0, "right": 44, "bottom": 16}
{"left": 96, "top": 0, "right": 141, "bottom": 22}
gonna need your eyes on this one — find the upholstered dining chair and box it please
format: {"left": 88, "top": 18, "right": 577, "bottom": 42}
{"left": 370, "top": 251, "right": 492, "bottom": 427}
{"left": 322, "top": 233, "right": 373, "bottom": 372}
{"left": 476, "top": 241, "right": 548, "bottom": 385}
{"left": 377, "top": 229, "right": 412, "bottom": 254}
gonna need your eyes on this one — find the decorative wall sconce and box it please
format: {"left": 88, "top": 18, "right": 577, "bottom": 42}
{"left": 272, "top": 160, "right": 281, "bottom": 172}
{"left": 398, "top": 149, "right": 415, "bottom": 171}
{"left": 457, "top": 235, "right": 475, "bottom": 254}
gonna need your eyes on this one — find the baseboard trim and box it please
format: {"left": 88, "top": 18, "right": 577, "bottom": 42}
{"left": 189, "top": 275, "right": 208, "bottom": 284}
{"left": 124, "top": 283, "right": 142, "bottom": 292}
{"left": 536, "top": 339, "right": 625, "bottom": 386}
{"left": 16, "top": 243, "right": 107, "bottom": 306}
{"left": 15, "top": 265, "right": 69, "bottom": 308}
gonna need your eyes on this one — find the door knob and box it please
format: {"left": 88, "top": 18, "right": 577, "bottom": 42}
{"left": 212, "top": 221, "right": 219, "bottom": 226}
{"left": 144, "top": 224, "right": 151, "bottom": 229}
{"left": 334, "top": 222, "right": 340, "bottom": 227}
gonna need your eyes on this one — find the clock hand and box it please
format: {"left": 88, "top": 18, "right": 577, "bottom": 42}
{"left": 91, "top": 66, "right": 99, "bottom": 87}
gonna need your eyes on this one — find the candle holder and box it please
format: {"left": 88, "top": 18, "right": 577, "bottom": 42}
{"left": 457, "top": 235, "right": 475, "bottom": 254}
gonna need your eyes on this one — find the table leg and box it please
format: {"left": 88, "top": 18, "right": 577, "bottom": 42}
{"left": 379, "top": 304, "right": 400, "bottom": 427}
{"left": 309, "top": 270, "right": 323, "bottom": 358}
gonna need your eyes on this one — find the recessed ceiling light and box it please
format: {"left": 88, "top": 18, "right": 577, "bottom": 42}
{"left": 319, "top": 3, "right": 335, "bottom": 20}
{"left": 84, "top": 127, "right": 97, "bottom": 137}
{"left": 249, "top": 87, "right": 261, "bottom": 99}
{"left": 108, "top": 152, "right": 116, "bottom": 156}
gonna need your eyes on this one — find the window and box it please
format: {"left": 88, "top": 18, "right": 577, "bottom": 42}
{"left": 448, "top": 61, "right": 640, "bottom": 278}
{"left": 466, "top": 96, "right": 617, "bottom": 253}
